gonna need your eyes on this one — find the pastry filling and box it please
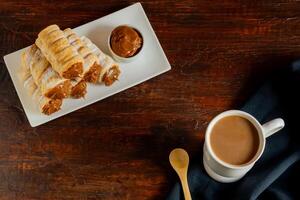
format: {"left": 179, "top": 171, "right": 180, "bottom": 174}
{"left": 84, "top": 62, "right": 102, "bottom": 83}
{"left": 63, "top": 62, "right": 83, "bottom": 79}
{"left": 71, "top": 80, "right": 87, "bottom": 98}
{"left": 42, "top": 99, "right": 62, "bottom": 115}
{"left": 44, "top": 80, "right": 71, "bottom": 99}
{"left": 103, "top": 65, "right": 120, "bottom": 86}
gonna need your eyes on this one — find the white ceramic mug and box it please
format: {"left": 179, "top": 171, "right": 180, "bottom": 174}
{"left": 203, "top": 110, "right": 285, "bottom": 183}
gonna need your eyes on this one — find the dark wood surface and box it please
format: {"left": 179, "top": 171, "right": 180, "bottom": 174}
{"left": 1, "top": 0, "right": 300, "bottom": 199}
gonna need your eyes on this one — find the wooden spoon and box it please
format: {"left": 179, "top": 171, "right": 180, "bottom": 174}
{"left": 169, "top": 148, "right": 192, "bottom": 200}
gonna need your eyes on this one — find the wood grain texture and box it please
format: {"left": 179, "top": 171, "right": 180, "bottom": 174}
{"left": 1, "top": 0, "right": 300, "bottom": 199}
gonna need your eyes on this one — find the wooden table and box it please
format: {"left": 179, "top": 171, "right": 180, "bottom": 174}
{"left": 1, "top": 0, "right": 300, "bottom": 199}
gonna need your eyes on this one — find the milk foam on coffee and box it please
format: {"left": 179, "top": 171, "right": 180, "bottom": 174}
{"left": 210, "top": 116, "right": 260, "bottom": 165}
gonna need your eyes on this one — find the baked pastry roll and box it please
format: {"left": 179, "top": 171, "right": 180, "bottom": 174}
{"left": 38, "top": 66, "right": 71, "bottom": 99}
{"left": 99, "top": 56, "right": 121, "bottom": 86}
{"left": 18, "top": 45, "right": 38, "bottom": 82}
{"left": 81, "top": 36, "right": 120, "bottom": 86}
{"left": 35, "top": 24, "right": 83, "bottom": 79}
{"left": 21, "top": 69, "right": 62, "bottom": 115}
{"left": 63, "top": 28, "right": 101, "bottom": 83}
{"left": 22, "top": 45, "right": 71, "bottom": 99}
{"left": 32, "top": 88, "right": 62, "bottom": 115}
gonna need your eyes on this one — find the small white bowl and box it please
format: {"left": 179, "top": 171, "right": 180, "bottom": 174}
{"left": 107, "top": 25, "right": 144, "bottom": 63}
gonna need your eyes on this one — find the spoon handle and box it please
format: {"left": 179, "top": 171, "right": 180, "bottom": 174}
{"left": 180, "top": 173, "right": 192, "bottom": 200}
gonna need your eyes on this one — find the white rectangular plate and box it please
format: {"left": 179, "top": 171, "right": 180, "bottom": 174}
{"left": 3, "top": 3, "right": 171, "bottom": 127}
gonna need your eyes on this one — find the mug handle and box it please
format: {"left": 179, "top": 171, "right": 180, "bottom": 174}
{"left": 262, "top": 118, "right": 285, "bottom": 138}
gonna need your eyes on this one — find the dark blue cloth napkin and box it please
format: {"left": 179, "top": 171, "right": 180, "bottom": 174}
{"left": 167, "top": 61, "right": 300, "bottom": 200}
